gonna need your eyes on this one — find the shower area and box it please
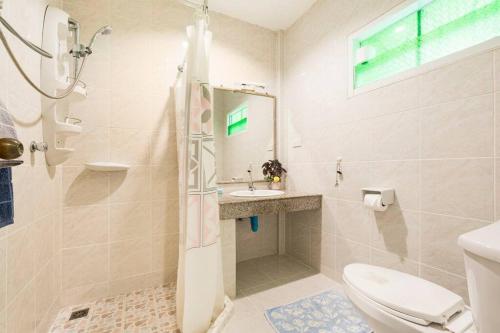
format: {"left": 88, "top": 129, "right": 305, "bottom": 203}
{"left": 0, "top": 0, "right": 274, "bottom": 331}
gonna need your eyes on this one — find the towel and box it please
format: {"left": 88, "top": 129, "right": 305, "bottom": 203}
{"left": 0, "top": 100, "right": 17, "bottom": 139}
{"left": 0, "top": 100, "right": 16, "bottom": 228}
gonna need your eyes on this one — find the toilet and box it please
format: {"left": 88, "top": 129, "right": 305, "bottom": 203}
{"left": 343, "top": 221, "right": 500, "bottom": 333}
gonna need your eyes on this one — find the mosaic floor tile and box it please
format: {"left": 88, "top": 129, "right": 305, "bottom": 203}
{"left": 50, "top": 283, "right": 179, "bottom": 333}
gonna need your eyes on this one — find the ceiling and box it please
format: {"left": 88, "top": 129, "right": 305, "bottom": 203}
{"left": 208, "top": 0, "right": 317, "bottom": 31}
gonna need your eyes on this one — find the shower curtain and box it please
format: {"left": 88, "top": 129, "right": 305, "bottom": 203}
{"left": 174, "top": 14, "right": 226, "bottom": 333}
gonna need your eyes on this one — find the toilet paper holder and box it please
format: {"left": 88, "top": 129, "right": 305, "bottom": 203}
{"left": 361, "top": 188, "right": 395, "bottom": 206}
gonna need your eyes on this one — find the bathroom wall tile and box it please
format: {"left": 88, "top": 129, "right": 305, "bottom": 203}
{"left": 321, "top": 197, "right": 336, "bottom": 235}
{"left": 61, "top": 244, "right": 108, "bottom": 289}
{"left": 496, "top": 159, "right": 500, "bottom": 220}
{"left": 5, "top": 281, "right": 35, "bottom": 333}
{"left": 64, "top": 127, "right": 110, "bottom": 166}
{"left": 33, "top": 214, "right": 55, "bottom": 272}
{"left": 320, "top": 232, "right": 335, "bottom": 273}
{"left": 108, "top": 272, "right": 159, "bottom": 296}
{"left": 376, "top": 77, "right": 420, "bottom": 117}
{"left": 0, "top": 310, "right": 4, "bottom": 333}
{"left": 110, "top": 238, "right": 152, "bottom": 280}
{"left": 61, "top": 282, "right": 110, "bottom": 308}
{"left": 370, "top": 249, "right": 419, "bottom": 275}
{"left": 334, "top": 121, "right": 374, "bottom": 162}
{"left": 110, "top": 128, "right": 150, "bottom": 165}
{"left": 494, "top": 50, "right": 500, "bottom": 91}
{"left": 371, "top": 109, "right": 420, "bottom": 161}
{"left": 495, "top": 92, "right": 500, "bottom": 157}
{"left": 109, "top": 202, "right": 152, "bottom": 241}
{"left": 63, "top": 205, "right": 108, "bottom": 248}
{"left": 109, "top": 166, "right": 151, "bottom": 203}
{"left": 419, "top": 52, "right": 494, "bottom": 107}
{"left": 421, "top": 213, "right": 487, "bottom": 276}
{"left": 35, "top": 260, "right": 56, "bottom": 328}
{"left": 332, "top": 162, "right": 371, "bottom": 201}
{"left": 150, "top": 164, "right": 178, "bottom": 200}
{"left": 152, "top": 200, "right": 179, "bottom": 235}
{"left": 421, "top": 158, "right": 494, "bottom": 221}
{"left": 11, "top": 165, "right": 35, "bottom": 228}
{"left": 152, "top": 234, "right": 179, "bottom": 272}
{"left": 34, "top": 166, "right": 59, "bottom": 220}
{"left": 288, "top": 218, "right": 311, "bottom": 265}
{"left": 0, "top": 239, "right": 5, "bottom": 313}
{"left": 420, "top": 265, "right": 469, "bottom": 303}
{"left": 370, "top": 160, "right": 420, "bottom": 210}
{"left": 332, "top": 200, "right": 371, "bottom": 244}
{"left": 62, "top": 0, "right": 112, "bottom": 42}
{"left": 150, "top": 267, "right": 178, "bottom": 286}
{"left": 63, "top": 167, "right": 109, "bottom": 207}
{"left": 110, "top": 91, "right": 153, "bottom": 130}
{"left": 421, "top": 94, "right": 494, "bottom": 158}
{"left": 6, "top": 225, "right": 34, "bottom": 304}
{"left": 150, "top": 129, "right": 177, "bottom": 166}
{"left": 370, "top": 209, "right": 420, "bottom": 261}
{"left": 334, "top": 237, "right": 370, "bottom": 276}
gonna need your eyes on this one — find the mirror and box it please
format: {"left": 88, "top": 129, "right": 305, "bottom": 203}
{"left": 213, "top": 88, "right": 276, "bottom": 183}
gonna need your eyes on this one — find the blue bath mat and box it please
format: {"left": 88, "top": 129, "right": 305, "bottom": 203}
{"left": 265, "top": 289, "right": 372, "bottom": 333}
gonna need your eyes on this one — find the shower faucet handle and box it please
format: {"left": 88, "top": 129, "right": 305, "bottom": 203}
{"left": 30, "top": 141, "right": 48, "bottom": 153}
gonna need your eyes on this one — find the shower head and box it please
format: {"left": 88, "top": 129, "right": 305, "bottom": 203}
{"left": 88, "top": 25, "right": 112, "bottom": 50}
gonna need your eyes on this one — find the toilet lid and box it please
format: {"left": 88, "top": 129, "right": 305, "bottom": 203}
{"left": 343, "top": 264, "right": 465, "bottom": 325}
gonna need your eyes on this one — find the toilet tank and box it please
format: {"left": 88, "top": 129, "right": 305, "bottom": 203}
{"left": 458, "top": 222, "right": 500, "bottom": 333}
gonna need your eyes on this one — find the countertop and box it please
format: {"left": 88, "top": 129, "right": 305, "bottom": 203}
{"left": 218, "top": 192, "right": 322, "bottom": 219}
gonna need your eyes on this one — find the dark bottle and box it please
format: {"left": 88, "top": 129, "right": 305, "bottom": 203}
{"left": 0, "top": 138, "right": 23, "bottom": 160}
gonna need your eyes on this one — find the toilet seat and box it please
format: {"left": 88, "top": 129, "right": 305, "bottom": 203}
{"left": 343, "top": 264, "right": 465, "bottom": 326}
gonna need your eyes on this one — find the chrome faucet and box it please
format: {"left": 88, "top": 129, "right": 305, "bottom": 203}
{"left": 247, "top": 167, "right": 255, "bottom": 191}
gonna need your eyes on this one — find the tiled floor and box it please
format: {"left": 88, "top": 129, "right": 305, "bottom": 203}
{"left": 50, "top": 256, "right": 340, "bottom": 333}
{"left": 236, "top": 254, "right": 318, "bottom": 296}
{"left": 50, "top": 283, "right": 178, "bottom": 333}
{"left": 224, "top": 273, "right": 343, "bottom": 332}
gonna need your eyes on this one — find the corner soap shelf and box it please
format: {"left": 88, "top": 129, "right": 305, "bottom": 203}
{"left": 85, "top": 162, "right": 130, "bottom": 172}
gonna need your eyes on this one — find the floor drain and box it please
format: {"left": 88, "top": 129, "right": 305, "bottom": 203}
{"left": 69, "top": 308, "right": 89, "bottom": 320}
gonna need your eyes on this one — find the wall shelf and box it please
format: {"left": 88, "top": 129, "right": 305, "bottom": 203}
{"left": 85, "top": 162, "right": 130, "bottom": 172}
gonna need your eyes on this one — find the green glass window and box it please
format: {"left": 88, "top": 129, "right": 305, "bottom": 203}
{"left": 353, "top": 0, "right": 500, "bottom": 89}
{"left": 227, "top": 104, "right": 248, "bottom": 136}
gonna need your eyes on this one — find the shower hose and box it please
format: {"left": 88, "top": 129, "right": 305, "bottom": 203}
{"left": 0, "top": 14, "right": 89, "bottom": 100}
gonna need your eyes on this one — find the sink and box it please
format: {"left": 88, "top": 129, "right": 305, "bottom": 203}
{"left": 230, "top": 190, "right": 285, "bottom": 197}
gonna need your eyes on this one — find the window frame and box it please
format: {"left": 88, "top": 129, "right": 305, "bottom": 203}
{"left": 226, "top": 103, "right": 249, "bottom": 137}
{"left": 348, "top": 0, "right": 500, "bottom": 97}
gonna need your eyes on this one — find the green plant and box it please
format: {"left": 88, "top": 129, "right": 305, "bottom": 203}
{"left": 262, "top": 159, "right": 287, "bottom": 183}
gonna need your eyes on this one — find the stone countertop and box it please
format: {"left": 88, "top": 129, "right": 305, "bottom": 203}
{"left": 218, "top": 192, "right": 322, "bottom": 219}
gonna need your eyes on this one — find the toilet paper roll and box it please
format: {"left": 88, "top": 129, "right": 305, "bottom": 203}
{"left": 364, "top": 194, "right": 387, "bottom": 212}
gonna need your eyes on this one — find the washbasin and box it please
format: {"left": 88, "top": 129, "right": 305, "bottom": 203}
{"left": 230, "top": 190, "right": 285, "bottom": 197}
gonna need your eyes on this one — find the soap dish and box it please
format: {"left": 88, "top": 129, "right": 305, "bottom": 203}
{"left": 85, "top": 162, "right": 130, "bottom": 172}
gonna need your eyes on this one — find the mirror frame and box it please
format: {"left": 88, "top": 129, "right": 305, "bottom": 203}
{"left": 213, "top": 86, "right": 277, "bottom": 184}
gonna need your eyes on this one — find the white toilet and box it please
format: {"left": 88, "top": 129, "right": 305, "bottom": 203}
{"left": 343, "top": 221, "right": 500, "bottom": 333}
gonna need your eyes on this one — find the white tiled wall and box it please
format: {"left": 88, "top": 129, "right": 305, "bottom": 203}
{"left": 58, "top": 0, "right": 278, "bottom": 308}
{"left": 0, "top": 0, "right": 64, "bottom": 332}
{"left": 0, "top": 0, "right": 278, "bottom": 331}
{"left": 283, "top": 0, "right": 499, "bottom": 301}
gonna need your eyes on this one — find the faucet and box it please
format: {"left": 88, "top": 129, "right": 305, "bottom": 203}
{"left": 247, "top": 166, "right": 255, "bottom": 191}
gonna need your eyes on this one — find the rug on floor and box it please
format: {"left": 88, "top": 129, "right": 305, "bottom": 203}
{"left": 265, "top": 289, "right": 372, "bottom": 333}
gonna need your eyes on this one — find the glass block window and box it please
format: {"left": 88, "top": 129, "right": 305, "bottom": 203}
{"left": 227, "top": 104, "right": 248, "bottom": 136}
{"left": 353, "top": 0, "right": 500, "bottom": 89}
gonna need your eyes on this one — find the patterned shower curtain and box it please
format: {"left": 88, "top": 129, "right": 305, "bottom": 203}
{"left": 174, "top": 16, "right": 225, "bottom": 333}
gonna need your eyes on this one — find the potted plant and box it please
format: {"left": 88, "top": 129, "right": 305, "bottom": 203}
{"left": 262, "top": 159, "right": 287, "bottom": 190}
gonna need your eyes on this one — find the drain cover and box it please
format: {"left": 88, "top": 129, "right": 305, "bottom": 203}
{"left": 69, "top": 308, "right": 89, "bottom": 320}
